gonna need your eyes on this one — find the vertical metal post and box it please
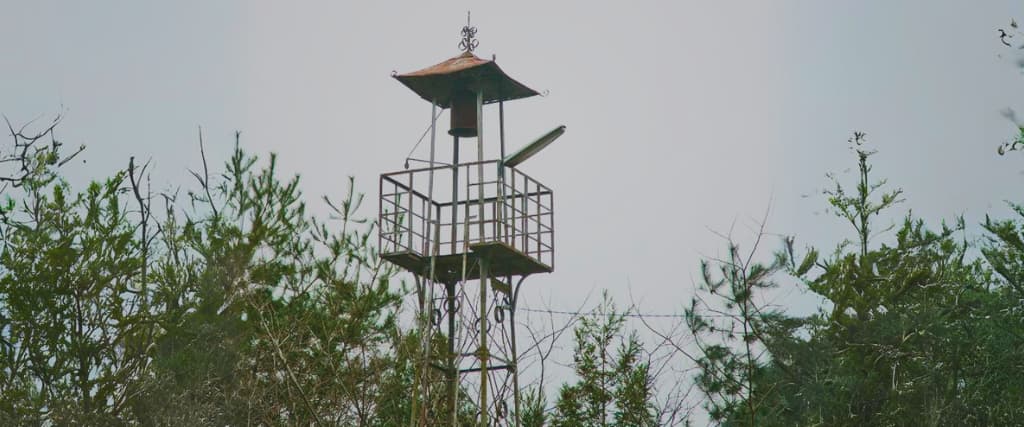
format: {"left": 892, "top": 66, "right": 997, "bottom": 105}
{"left": 378, "top": 175, "right": 383, "bottom": 252}
{"left": 425, "top": 100, "right": 438, "bottom": 254}
{"left": 511, "top": 170, "right": 517, "bottom": 247}
{"left": 436, "top": 204, "right": 442, "bottom": 250}
{"left": 521, "top": 175, "right": 528, "bottom": 252}
{"left": 475, "top": 89, "right": 489, "bottom": 427}
{"left": 476, "top": 91, "right": 485, "bottom": 243}
{"left": 464, "top": 164, "right": 471, "bottom": 246}
{"left": 452, "top": 136, "right": 460, "bottom": 254}
{"left": 446, "top": 280, "right": 457, "bottom": 426}
{"left": 422, "top": 198, "right": 429, "bottom": 254}
{"left": 499, "top": 101, "right": 506, "bottom": 160}
{"left": 535, "top": 181, "right": 541, "bottom": 258}
{"left": 549, "top": 192, "right": 555, "bottom": 269}
{"left": 408, "top": 275, "right": 423, "bottom": 427}
{"left": 510, "top": 276, "right": 525, "bottom": 427}
{"left": 426, "top": 100, "right": 439, "bottom": 305}
{"left": 498, "top": 101, "right": 507, "bottom": 242}
{"left": 407, "top": 173, "right": 414, "bottom": 252}
{"left": 478, "top": 257, "right": 489, "bottom": 427}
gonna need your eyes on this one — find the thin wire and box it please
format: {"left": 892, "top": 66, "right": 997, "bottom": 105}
{"left": 516, "top": 307, "right": 736, "bottom": 319}
{"left": 405, "top": 110, "right": 445, "bottom": 167}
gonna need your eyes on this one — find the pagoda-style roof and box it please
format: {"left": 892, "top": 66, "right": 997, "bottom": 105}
{"left": 394, "top": 52, "right": 539, "bottom": 108}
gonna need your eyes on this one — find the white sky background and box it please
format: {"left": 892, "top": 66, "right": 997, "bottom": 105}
{"left": 4, "top": 0, "right": 1024, "bottom": 419}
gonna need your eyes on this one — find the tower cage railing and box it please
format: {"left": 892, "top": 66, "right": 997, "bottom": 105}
{"left": 379, "top": 160, "right": 554, "bottom": 271}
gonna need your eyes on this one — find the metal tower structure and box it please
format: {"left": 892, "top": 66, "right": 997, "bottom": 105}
{"left": 379, "top": 16, "right": 562, "bottom": 427}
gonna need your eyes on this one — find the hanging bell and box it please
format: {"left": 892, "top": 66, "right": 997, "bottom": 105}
{"left": 448, "top": 90, "right": 478, "bottom": 137}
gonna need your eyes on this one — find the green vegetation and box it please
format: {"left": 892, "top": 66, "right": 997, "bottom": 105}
{"left": 0, "top": 131, "right": 407, "bottom": 424}
{"left": 549, "top": 294, "right": 656, "bottom": 427}
{"left": 687, "top": 134, "right": 1024, "bottom": 426}
{"left": 3, "top": 124, "right": 1022, "bottom": 426}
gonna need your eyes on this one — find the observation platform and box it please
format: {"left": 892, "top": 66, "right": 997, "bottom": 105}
{"left": 383, "top": 242, "right": 552, "bottom": 283}
{"left": 379, "top": 160, "right": 554, "bottom": 282}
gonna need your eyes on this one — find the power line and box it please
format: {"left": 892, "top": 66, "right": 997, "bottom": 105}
{"left": 517, "top": 307, "right": 736, "bottom": 319}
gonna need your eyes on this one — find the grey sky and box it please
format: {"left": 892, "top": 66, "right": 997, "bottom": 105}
{"left": 4, "top": 0, "right": 1024, "bottom": 412}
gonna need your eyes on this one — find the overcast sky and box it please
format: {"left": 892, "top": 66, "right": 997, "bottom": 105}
{"left": 5, "top": 0, "right": 1024, "bottom": 409}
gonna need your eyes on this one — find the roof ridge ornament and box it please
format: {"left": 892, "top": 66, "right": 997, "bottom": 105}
{"left": 459, "top": 11, "right": 479, "bottom": 53}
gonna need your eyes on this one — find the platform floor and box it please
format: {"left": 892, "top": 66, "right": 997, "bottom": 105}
{"left": 382, "top": 241, "right": 552, "bottom": 283}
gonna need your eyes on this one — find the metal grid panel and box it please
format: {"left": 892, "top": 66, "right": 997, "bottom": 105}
{"left": 379, "top": 160, "right": 554, "bottom": 271}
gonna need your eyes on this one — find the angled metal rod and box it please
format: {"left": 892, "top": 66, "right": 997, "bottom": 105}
{"left": 426, "top": 100, "right": 438, "bottom": 260}
{"left": 411, "top": 101, "right": 439, "bottom": 427}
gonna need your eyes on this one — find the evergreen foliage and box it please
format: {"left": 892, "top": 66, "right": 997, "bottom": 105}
{"left": 0, "top": 135, "right": 408, "bottom": 424}
{"left": 550, "top": 293, "right": 657, "bottom": 427}
{"left": 687, "top": 136, "right": 1024, "bottom": 426}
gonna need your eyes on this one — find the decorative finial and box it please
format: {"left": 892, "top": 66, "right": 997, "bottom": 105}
{"left": 459, "top": 11, "right": 479, "bottom": 53}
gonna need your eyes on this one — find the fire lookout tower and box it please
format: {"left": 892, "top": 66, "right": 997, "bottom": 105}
{"left": 379, "top": 17, "right": 562, "bottom": 427}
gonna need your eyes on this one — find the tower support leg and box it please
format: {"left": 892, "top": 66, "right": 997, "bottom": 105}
{"left": 446, "top": 280, "right": 458, "bottom": 426}
{"left": 478, "top": 257, "right": 489, "bottom": 427}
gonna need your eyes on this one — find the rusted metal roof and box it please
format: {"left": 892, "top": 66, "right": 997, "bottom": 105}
{"left": 394, "top": 52, "right": 539, "bottom": 108}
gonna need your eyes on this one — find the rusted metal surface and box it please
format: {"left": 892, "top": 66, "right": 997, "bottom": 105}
{"left": 448, "top": 90, "right": 478, "bottom": 137}
{"left": 393, "top": 52, "right": 539, "bottom": 107}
